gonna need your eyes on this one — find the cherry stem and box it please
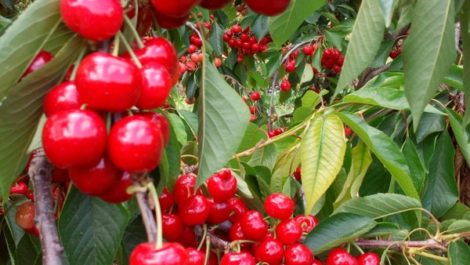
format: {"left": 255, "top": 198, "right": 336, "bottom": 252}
{"left": 112, "top": 35, "right": 120, "bottom": 57}
{"left": 147, "top": 182, "right": 163, "bottom": 249}
{"left": 118, "top": 31, "right": 143, "bottom": 68}
{"left": 135, "top": 190, "right": 157, "bottom": 243}
{"left": 197, "top": 224, "right": 208, "bottom": 250}
{"left": 69, "top": 47, "right": 87, "bottom": 81}
{"left": 123, "top": 15, "right": 144, "bottom": 49}
{"left": 203, "top": 236, "right": 211, "bottom": 265}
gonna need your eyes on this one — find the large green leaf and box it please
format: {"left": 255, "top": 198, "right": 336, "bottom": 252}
{"left": 422, "top": 132, "right": 458, "bottom": 218}
{"left": 59, "top": 188, "right": 130, "bottom": 265}
{"left": 379, "top": 0, "right": 396, "bottom": 27}
{"left": 402, "top": 139, "right": 426, "bottom": 193}
{"left": 268, "top": 0, "right": 325, "bottom": 46}
{"left": 270, "top": 145, "right": 300, "bottom": 193}
{"left": 403, "top": 0, "right": 456, "bottom": 128}
{"left": 463, "top": 3, "right": 470, "bottom": 126}
{"left": 0, "top": 0, "right": 66, "bottom": 99}
{"left": 337, "top": 112, "right": 419, "bottom": 199}
{"left": 449, "top": 240, "right": 470, "bottom": 265}
{"left": 335, "top": 0, "right": 385, "bottom": 95}
{"left": 304, "top": 213, "right": 376, "bottom": 254}
{"left": 446, "top": 109, "right": 470, "bottom": 167}
{"left": 335, "top": 193, "right": 422, "bottom": 219}
{"left": 0, "top": 36, "right": 84, "bottom": 199}
{"left": 197, "top": 62, "right": 250, "bottom": 186}
{"left": 301, "top": 113, "right": 347, "bottom": 214}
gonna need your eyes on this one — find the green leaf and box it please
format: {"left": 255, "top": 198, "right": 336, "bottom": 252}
{"left": 304, "top": 213, "right": 376, "bottom": 254}
{"left": 335, "top": 193, "right": 422, "bottom": 219}
{"left": 270, "top": 145, "right": 300, "bottom": 193}
{"left": 443, "top": 65, "right": 463, "bottom": 90}
{"left": 209, "top": 23, "right": 224, "bottom": 56}
{"left": 59, "top": 188, "right": 130, "bottom": 265}
{"left": 445, "top": 220, "right": 470, "bottom": 234}
{"left": 0, "top": 36, "right": 84, "bottom": 199}
{"left": 422, "top": 131, "right": 458, "bottom": 218}
{"left": 337, "top": 112, "right": 420, "bottom": 199}
{"left": 301, "top": 113, "right": 347, "bottom": 214}
{"left": 403, "top": 0, "right": 456, "bottom": 128}
{"left": 336, "top": 0, "right": 385, "bottom": 95}
{"left": 415, "top": 113, "right": 446, "bottom": 143}
{"left": 449, "top": 240, "right": 470, "bottom": 265}
{"left": 402, "top": 139, "right": 426, "bottom": 193}
{"left": 462, "top": 3, "right": 470, "bottom": 125}
{"left": 268, "top": 0, "right": 326, "bottom": 46}
{"left": 197, "top": 62, "right": 250, "bottom": 186}
{"left": 16, "top": 235, "right": 41, "bottom": 265}
{"left": 248, "top": 144, "right": 277, "bottom": 170}
{"left": 379, "top": 0, "right": 396, "bottom": 27}
{"left": 447, "top": 109, "right": 470, "bottom": 167}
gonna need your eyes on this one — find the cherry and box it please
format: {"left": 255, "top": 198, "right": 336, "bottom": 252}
{"left": 344, "top": 127, "right": 352, "bottom": 138}
{"left": 200, "top": 0, "right": 231, "bottom": 9}
{"left": 221, "top": 252, "right": 256, "bottom": 265}
{"left": 303, "top": 45, "right": 316, "bottom": 56}
{"left": 132, "top": 37, "right": 178, "bottom": 76}
{"left": 22, "top": 50, "right": 53, "bottom": 77}
{"left": 15, "top": 201, "right": 35, "bottom": 230}
{"left": 130, "top": 242, "right": 188, "bottom": 265}
{"left": 249, "top": 106, "right": 256, "bottom": 115}
{"left": 69, "top": 157, "right": 121, "bottom": 196}
{"left": 357, "top": 252, "right": 380, "bottom": 265}
{"left": 137, "top": 63, "right": 173, "bottom": 110}
{"left": 150, "top": 0, "right": 199, "bottom": 18}
{"left": 281, "top": 79, "right": 292, "bottom": 92}
{"left": 207, "top": 200, "right": 231, "bottom": 224}
{"left": 99, "top": 172, "right": 133, "bottom": 203}
{"left": 293, "top": 167, "right": 301, "bottom": 181}
{"left": 173, "top": 173, "right": 197, "bottom": 205}
{"left": 285, "top": 243, "right": 314, "bottom": 265}
{"left": 43, "top": 110, "right": 107, "bottom": 168}
{"left": 60, "top": 0, "right": 123, "bottom": 41}
{"left": 162, "top": 214, "right": 184, "bottom": 241}
{"left": 326, "top": 248, "right": 358, "bottom": 265}
{"left": 245, "top": 0, "right": 290, "bottom": 16}
{"left": 187, "top": 248, "right": 205, "bottom": 265}
{"left": 207, "top": 169, "right": 237, "bottom": 202}
{"left": 43, "top": 82, "right": 81, "bottom": 117}
{"left": 240, "top": 210, "right": 268, "bottom": 241}
{"left": 228, "top": 197, "right": 248, "bottom": 222}
{"left": 276, "top": 218, "right": 302, "bottom": 245}
{"left": 255, "top": 238, "right": 284, "bottom": 265}
{"left": 154, "top": 12, "right": 189, "bottom": 29}
{"left": 108, "top": 115, "right": 164, "bottom": 173}
{"left": 176, "top": 227, "right": 198, "bottom": 247}
{"left": 138, "top": 112, "right": 170, "bottom": 145}
{"left": 187, "top": 44, "right": 198, "bottom": 54}
{"left": 294, "top": 215, "right": 319, "bottom": 234}
{"left": 264, "top": 193, "right": 295, "bottom": 220}
{"left": 313, "top": 259, "right": 324, "bottom": 265}
{"left": 179, "top": 195, "right": 211, "bottom": 226}
{"left": 229, "top": 221, "right": 246, "bottom": 241}
{"left": 214, "top": 57, "right": 222, "bottom": 68}
{"left": 231, "top": 24, "right": 242, "bottom": 34}
{"left": 10, "top": 182, "right": 29, "bottom": 195}
{"left": 284, "top": 60, "right": 296, "bottom": 73}
{"left": 159, "top": 188, "right": 175, "bottom": 213}
{"left": 250, "top": 91, "right": 261, "bottom": 101}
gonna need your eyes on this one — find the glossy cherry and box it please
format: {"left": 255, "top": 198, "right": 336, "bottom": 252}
{"left": 250, "top": 91, "right": 261, "bottom": 101}
{"left": 22, "top": 50, "right": 53, "bottom": 77}
{"left": 229, "top": 221, "right": 246, "bottom": 241}
{"left": 69, "top": 157, "right": 121, "bottom": 196}
{"left": 179, "top": 195, "right": 211, "bottom": 226}
{"left": 294, "top": 215, "right": 319, "bottom": 234}
{"left": 285, "top": 243, "right": 314, "bottom": 265}
{"left": 43, "top": 82, "right": 81, "bottom": 117}
{"left": 173, "top": 173, "right": 197, "bottom": 205}
{"left": 43, "top": 109, "right": 107, "bottom": 168}
{"left": 162, "top": 214, "right": 184, "bottom": 241}
{"left": 154, "top": 12, "right": 189, "bottom": 29}
{"left": 312, "top": 259, "right": 324, "bottom": 265}
{"left": 187, "top": 248, "right": 205, "bottom": 265}
{"left": 280, "top": 79, "right": 292, "bottom": 92}
{"left": 130, "top": 242, "right": 188, "bottom": 265}
{"left": 240, "top": 210, "right": 268, "bottom": 241}
{"left": 108, "top": 116, "right": 164, "bottom": 173}
{"left": 255, "top": 238, "right": 284, "bottom": 265}
{"left": 76, "top": 52, "right": 141, "bottom": 112}
{"left": 10, "top": 182, "right": 29, "bottom": 195}
{"left": 15, "top": 201, "right": 36, "bottom": 230}
{"left": 326, "top": 248, "right": 358, "bottom": 265}
{"left": 221, "top": 252, "right": 256, "bottom": 265}
{"left": 138, "top": 112, "right": 170, "bottom": 145}
{"left": 159, "top": 188, "right": 175, "bottom": 213}
{"left": 99, "top": 172, "right": 133, "bottom": 203}
{"left": 207, "top": 169, "right": 237, "bottom": 202}
{"left": 264, "top": 193, "right": 295, "bottom": 220}
{"left": 60, "top": 0, "right": 123, "bottom": 41}
{"left": 303, "top": 45, "right": 316, "bottom": 56}
{"left": 132, "top": 37, "right": 178, "bottom": 75}
{"left": 137, "top": 63, "right": 173, "bottom": 110}
{"left": 276, "top": 218, "right": 302, "bottom": 245}
{"left": 150, "top": 0, "right": 200, "bottom": 18}
{"left": 228, "top": 197, "right": 248, "bottom": 222}
{"left": 199, "top": 0, "right": 231, "bottom": 9}
{"left": 357, "top": 252, "right": 380, "bottom": 265}
{"left": 207, "top": 200, "right": 231, "bottom": 224}
{"left": 245, "top": 0, "right": 290, "bottom": 16}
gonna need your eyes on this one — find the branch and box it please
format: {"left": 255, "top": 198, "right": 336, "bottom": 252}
{"left": 194, "top": 226, "right": 230, "bottom": 250}
{"left": 136, "top": 192, "right": 157, "bottom": 243}
{"left": 29, "top": 149, "right": 64, "bottom": 265}
{"left": 355, "top": 63, "right": 391, "bottom": 89}
{"left": 356, "top": 239, "right": 447, "bottom": 251}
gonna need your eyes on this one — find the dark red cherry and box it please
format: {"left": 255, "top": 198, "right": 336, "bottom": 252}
{"left": 159, "top": 188, "right": 175, "bottom": 213}
{"left": 42, "top": 110, "right": 107, "bottom": 168}
{"left": 137, "top": 63, "right": 173, "bottom": 110}
{"left": 276, "top": 218, "right": 302, "bottom": 245}
{"left": 150, "top": 0, "right": 200, "bottom": 18}
{"left": 76, "top": 52, "right": 141, "bottom": 112}
{"left": 173, "top": 173, "right": 197, "bottom": 205}
{"left": 139, "top": 112, "right": 170, "bottom": 145}
{"left": 130, "top": 242, "right": 189, "bottom": 265}
{"left": 199, "top": 0, "right": 231, "bottom": 10}
{"left": 284, "top": 243, "right": 314, "bottom": 265}
{"left": 264, "top": 193, "right": 295, "bottom": 220}
{"left": 133, "top": 37, "right": 178, "bottom": 75}
{"left": 162, "top": 214, "right": 184, "bottom": 241}
{"left": 43, "top": 82, "right": 81, "bottom": 117}
{"left": 176, "top": 227, "right": 198, "bottom": 248}
{"left": 108, "top": 116, "right": 164, "bottom": 173}
{"left": 245, "top": 0, "right": 290, "bottom": 16}
{"left": 179, "top": 195, "right": 211, "bottom": 226}
{"left": 357, "top": 252, "right": 380, "bottom": 265}
{"left": 186, "top": 248, "right": 205, "bottom": 265}
{"left": 60, "top": 0, "right": 123, "bottom": 41}
{"left": 154, "top": 12, "right": 189, "bottom": 29}
{"left": 255, "top": 237, "right": 284, "bottom": 265}
{"left": 207, "top": 169, "right": 237, "bottom": 202}
{"left": 294, "top": 215, "right": 319, "bottom": 234}
{"left": 99, "top": 172, "right": 133, "bottom": 203}
{"left": 221, "top": 252, "right": 256, "bottom": 265}
{"left": 22, "top": 50, "right": 53, "bottom": 77}
{"left": 228, "top": 197, "right": 248, "bottom": 222}
{"left": 69, "top": 157, "right": 121, "bottom": 196}
{"left": 326, "top": 248, "right": 358, "bottom": 265}
{"left": 240, "top": 211, "right": 268, "bottom": 241}
{"left": 207, "top": 200, "right": 231, "bottom": 224}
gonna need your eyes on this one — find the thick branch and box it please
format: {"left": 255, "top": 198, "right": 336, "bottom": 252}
{"left": 355, "top": 63, "right": 391, "bottom": 89}
{"left": 136, "top": 192, "right": 157, "bottom": 243}
{"left": 356, "top": 239, "right": 447, "bottom": 251}
{"left": 29, "top": 149, "right": 64, "bottom": 265}
{"left": 194, "top": 226, "right": 230, "bottom": 250}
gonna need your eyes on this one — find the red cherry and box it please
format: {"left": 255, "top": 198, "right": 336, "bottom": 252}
{"left": 43, "top": 82, "right": 81, "bottom": 117}
{"left": 284, "top": 60, "right": 296, "bottom": 73}
{"left": 22, "top": 50, "right": 53, "bottom": 77}
{"left": 214, "top": 57, "right": 222, "bottom": 68}
{"left": 250, "top": 91, "right": 261, "bottom": 101}
{"left": 200, "top": 0, "right": 231, "bottom": 9}
{"left": 249, "top": 106, "right": 256, "bottom": 115}
{"left": 154, "top": 12, "right": 189, "bottom": 29}
{"left": 313, "top": 259, "right": 323, "bottom": 265}
{"left": 293, "top": 167, "right": 301, "bottom": 181}
{"left": 52, "top": 167, "right": 70, "bottom": 183}
{"left": 231, "top": 24, "right": 242, "bottom": 34}
{"left": 60, "top": 0, "right": 123, "bottom": 41}
{"left": 69, "top": 157, "right": 122, "bottom": 196}
{"left": 76, "top": 52, "right": 141, "bottom": 112}
{"left": 264, "top": 193, "right": 295, "bottom": 220}
{"left": 240, "top": 210, "right": 268, "bottom": 241}
{"left": 130, "top": 242, "right": 188, "bottom": 265}
{"left": 280, "top": 79, "right": 292, "bottom": 92}
{"left": 245, "top": 0, "right": 290, "bottom": 16}
{"left": 255, "top": 238, "right": 284, "bottom": 264}
{"left": 162, "top": 214, "right": 184, "bottom": 241}
{"left": 99, "top": 172, "right": 133, "bottom": 203}
{"left": 294, "top": 215, "right": 319, "bottom": 234}
{"left": 228, "top": 197, "right": 248, "bottom": 222}
{"left": 179, "top": 195, "right": 211, "bottom": 226}
{"left": 285, "top": 243, "right": 314, "bottom": 265}
{"left": 357, "top": 252, "right": 380, "bottom": 265}
{"left": 187, "top": 248, "right": 205, "bottom": 265}
{"left": 138, "top": 112, "right": 171, "bottom": 145}
{"left": 229, "top": 221, "right": 246, "bottom": 241}
{"left": 15, "top": 201, "right": 36, "bottom": 230}
{"left": 276, "top": 218, "right": 302, "bottom": 245}
{"left": 108, "top": 116, "right": 164, "bottom": 173}
{"left": 207, "top": 169, "right": 237, "bottom": 202}
{"left": 42, "top": 110, "right": 107, "bottom": 168}
{"left": 303, "top": 45, "right": 316, "bottom": 56}
{"left": 208, "top": 200, "right": 231, "bottom": 224}
{"left": 133, "top": 37, "right": 178, "bottom": 75}
{"left": 176, "top": 227, "right": 198, "bottom": 247}
{"left": 150, "top": 0, "right": 199, "bottom": 18}
{"left": 173, "top": 173, "right": 197, "bottom": 205}
{"left": 326, "top": 248, "right": 358, "bottom": 265}
{"left": 344, "top": 127, "right": 352, "bottom": 138}
{"left": 10, "top": 182, "right": 29, "bottom": 195}
{"left": 137, "top": 63, "right": 173, "bottom": 110}
{"left": 159, "top": 188, "right": 175, "bottom": 213}
{"left": 221, "top": 252, "right": 256, "bottom": 265}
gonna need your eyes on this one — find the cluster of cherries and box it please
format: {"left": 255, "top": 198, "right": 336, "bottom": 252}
{"left": 278, "top": 43, "right": 317, "bottom": 93}
{"left": 223, "top": 24, "right": 273, "bottom": 63}
{"left": 320, "top": 48, "right": 345, "bottom": 75}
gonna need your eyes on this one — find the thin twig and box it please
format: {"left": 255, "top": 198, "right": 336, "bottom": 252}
{"left": 356, "top": 239, "right": 447, "bottom": 251}
{"left": 194, "top": 226, "right": 230, "bottom": 250}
